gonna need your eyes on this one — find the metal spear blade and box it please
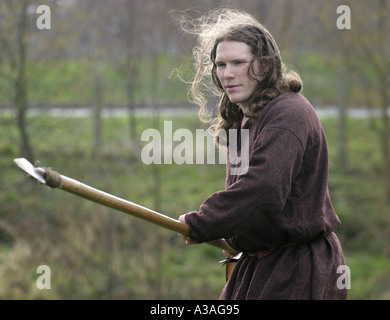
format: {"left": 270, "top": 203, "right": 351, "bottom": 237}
{"left": 13, "top": 158, "right": 46, "bottom": 184}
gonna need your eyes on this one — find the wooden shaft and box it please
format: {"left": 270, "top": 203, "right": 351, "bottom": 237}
{"left": 61, "top": 175, "right": 190, "bottom": 235}
{"left": 44, "top": 168, "right": 238, "bottom": 254}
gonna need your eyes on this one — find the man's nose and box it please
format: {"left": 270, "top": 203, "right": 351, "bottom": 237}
{"left": 224, "top": 64, "right": 234, "bottom": 79}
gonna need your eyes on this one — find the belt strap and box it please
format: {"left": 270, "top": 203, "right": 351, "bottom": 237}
{"left": 247, "top": 248, "right": 274, "bottom": 259}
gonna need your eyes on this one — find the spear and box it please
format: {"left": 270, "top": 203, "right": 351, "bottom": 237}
{"left": 13, "top": 158, "right": 238, "bottom": 255}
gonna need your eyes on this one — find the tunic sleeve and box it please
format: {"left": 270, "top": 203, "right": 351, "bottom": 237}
{"left": 184, "top": 124, "right": 305, "bottom": 245}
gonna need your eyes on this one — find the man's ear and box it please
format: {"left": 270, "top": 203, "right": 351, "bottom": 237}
{"left": 252, "top": 58, "right": 270, "bottom": 80}
{"left": 260, "top": 60, "right": 270, "bottom": 75}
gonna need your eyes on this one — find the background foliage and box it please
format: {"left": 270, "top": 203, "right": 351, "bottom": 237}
{"left": 0, "top": 0, "right": 389, "bottom": 299}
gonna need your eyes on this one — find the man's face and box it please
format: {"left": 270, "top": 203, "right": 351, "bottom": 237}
{"left": 215, "top": 40, "right": 263, "bottom": 113}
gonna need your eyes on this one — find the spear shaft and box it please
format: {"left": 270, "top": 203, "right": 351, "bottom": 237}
{"left": 14, "top": 158, "right": 237, "bottom": 254}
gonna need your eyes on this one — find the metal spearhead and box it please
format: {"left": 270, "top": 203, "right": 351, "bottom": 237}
{"left": 14, "top": 158, "right": 46, "bottom": 184}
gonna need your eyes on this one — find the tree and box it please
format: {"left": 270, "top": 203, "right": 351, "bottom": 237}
{"left": 115, "top": 0, "right": 142, "bottom": 140}
{"left": 0, "top": 0, "right": 34, "bottom": 161}
{"left": 341, "top": 1, "right": 390, "bottom": 197}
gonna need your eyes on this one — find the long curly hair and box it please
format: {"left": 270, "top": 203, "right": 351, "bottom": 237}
{"left": 178, "top": 8, "right": 303, "bottom": 146}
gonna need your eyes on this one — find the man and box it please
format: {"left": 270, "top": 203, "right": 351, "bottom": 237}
{"left": 177, "top": 8, "right": 348, "bottom": 300}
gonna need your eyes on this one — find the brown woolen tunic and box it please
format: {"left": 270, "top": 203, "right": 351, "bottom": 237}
{"left": 184, "top": 92, "right": 348, "bottom": 300}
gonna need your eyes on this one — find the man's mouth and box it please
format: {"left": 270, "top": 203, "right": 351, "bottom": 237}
{"left": 225, "top": 85, "right": 240, "bottom": 92}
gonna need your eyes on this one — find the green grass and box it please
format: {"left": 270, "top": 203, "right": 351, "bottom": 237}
{"left": 0, "top": 53, "right": 363, "bottom": 107}
{"left": 0, "top": 113, "right": 389, "bottom": 299}
{"left": 0, "top": 58, "right": 190, "bottom": 105}
{"left": 347, "top": 253, "right": 390, "bottom": 299}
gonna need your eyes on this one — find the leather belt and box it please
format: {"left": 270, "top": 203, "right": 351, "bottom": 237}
{"left": 247, "top": 248, "right": 274, "bottom": 259}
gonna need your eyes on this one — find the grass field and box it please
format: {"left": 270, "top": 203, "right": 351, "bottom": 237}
{"left": 0, "top": 111, "right": 389, "bottom": 299}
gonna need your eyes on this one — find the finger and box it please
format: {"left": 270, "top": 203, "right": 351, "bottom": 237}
{"left": 178, "top": 214, "right": 186, "bottom": 224}
{"left": 177, "top": 233, "right": 185, "bottom": 239}
{"left": 222, "top": 250, "right": 236, "bottom": 258}
{"left": 222, "top": 250, "right": 231, "bottom": 257}
{"left": 186, "top": 239, "right": 197, "bottom": 246}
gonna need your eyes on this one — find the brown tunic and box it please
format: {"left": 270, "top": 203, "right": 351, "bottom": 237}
{"left": 185, "top": 92, "right": 348, "bottom": 300}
